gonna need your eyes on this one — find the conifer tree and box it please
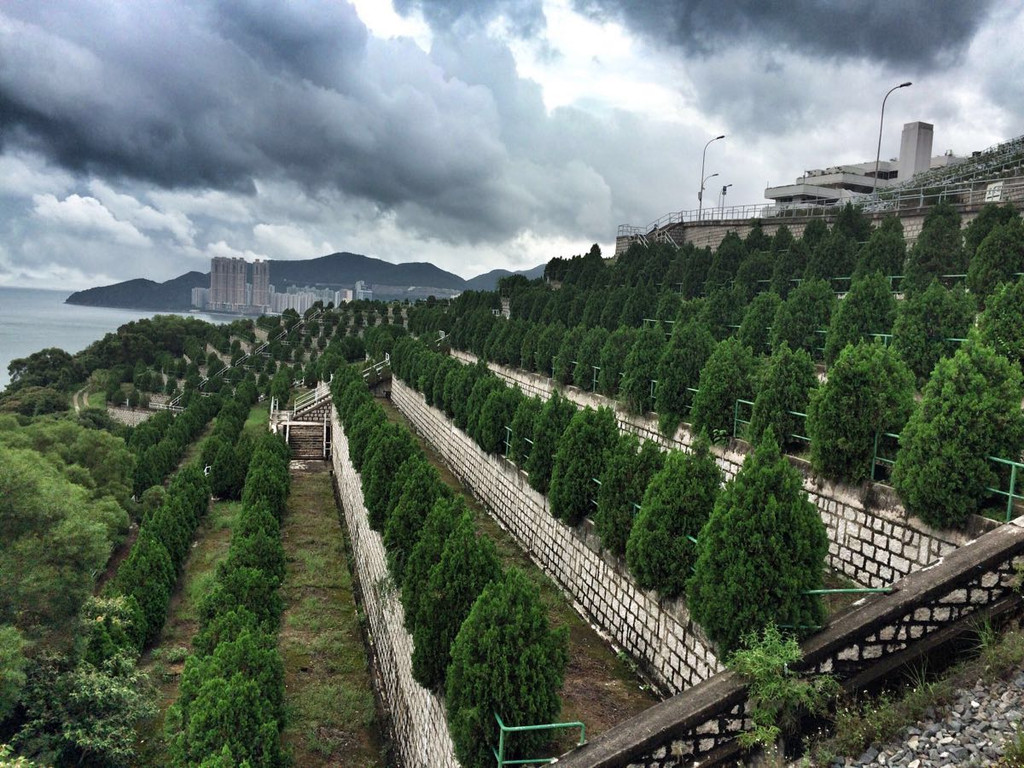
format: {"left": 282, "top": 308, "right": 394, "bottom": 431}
{"left": 626, "top": 437, "right": 721, "bottom": 599}
{"left": 737, "top": 292, "right": 781, "bottom": 356}
{"left": 655, "top": 318, "right": 716, "bottom": 436}
{"left": 807, "top": 341, "right": 915, "bottom": 483}
{"left": 688, "top": 429, "right": 828, "bottom": 655}
{"left": 893, "top": 337, "right": 1024, "bottom": 528}
{"left": 446, "top": 568, "right": 568, "bottom": 768}
{"left": 823, "top": 271, "right": 896, "bottom": 365}
{"left": 549, "top": 407, "right": 619, "bottom": 525}
{"left": 574, "top": 326, "right": 610, "bottom": 390}
{"left": 853, "top": 216, "right": 905, "bottom": 279}
{"left": 412, "top": 513, "right": 502, "bottom": 690}
{"left": 597, "top": 326, "right": 638, "bottom": 396}
{"left": 524, "top": 391, "right": 576, "bottom": 494}
{"left": 770, "top": 278, "right": 835, "bottom": 358}
{"left": 978, "top": 278, "right": 1024, "bottom": 369}
{"left": 967, "top": 219, "right": 1024, "bottom": 307}
{"left": 903, "top": 202, "right": 965, "bottom": 293}
{"left": 594, "top": 434, "right": 665, "bottom": 557}
{"left": 891, "top": 281, "right": 974, "bottom": 386}
{"left": 508, "top": 395, "right": 543, "bottom": 466}
{"left": 748, "top": 344, "right": 817, "bottom": 451}
{"left": 690, "top": 337, "right": 759, "bottom": 441}
{"left": 384, "top": 459, "right": 448, "bottom": 583}
{"left": 401, "top": 497, "right": 462, "bottom": 632}
{"left": 619, "top": 323, "right": 666, "bottom": 414}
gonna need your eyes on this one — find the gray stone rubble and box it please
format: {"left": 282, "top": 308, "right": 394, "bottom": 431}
{"left": 827, "top": 670, "right": 1024, "bottom": 767}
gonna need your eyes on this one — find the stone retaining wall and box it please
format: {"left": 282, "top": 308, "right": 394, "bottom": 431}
{"left": 450, "top": 350, "right": 971, "bottom": 589}
{"left": 391, "top": 379, "right": 722, "bottom": 695}
{"left": 330, "top": 410, "right": 459, "bottom": 768}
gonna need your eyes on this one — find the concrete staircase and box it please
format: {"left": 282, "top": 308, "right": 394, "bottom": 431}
{"left": 286, "top": 421, "right": 330, "bottom": 460}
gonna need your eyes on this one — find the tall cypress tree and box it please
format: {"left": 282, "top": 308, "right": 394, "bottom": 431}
{"left": 688, "top": 429, "right": 828, "bottom": 655}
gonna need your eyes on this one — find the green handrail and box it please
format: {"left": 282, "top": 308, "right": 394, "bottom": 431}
{"left": 493, "top": 712, "right": 586, "bottom": 767}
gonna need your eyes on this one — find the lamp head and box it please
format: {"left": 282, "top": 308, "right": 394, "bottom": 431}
{"left": 899, "top": 81, "right": 912, "bottom": 88}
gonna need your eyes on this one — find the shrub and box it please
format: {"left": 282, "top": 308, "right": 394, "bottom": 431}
{"left": 690, "top": 337, "right": 759, "bottom": 442}
{"left": 807, "top": 341, "right": 915, "bottom": 483}
{"left": 361, "top": 423, "right": 417, "bottom": 531}
{"left": 747, "top": 344, "right": 817, "bottom": 452}
{"left": 476, "top": 385, "right": 523, "bottom": 456}
{"left": 594, "top": 435, "right": 665, "bottom": 558}
{"left": 688, "top": 429, "right": 828, "bottom": 655}
{"left": 549, "top": 407, "right": 619, "bottom": 525}
{"left": 805, "top": 229, "right": 856, "bottom": 282}
{"left": 823, "top": 271, "right": 896, "bottom": 365}
{"left": 891, "top": 281, "right": 974, "bottom": 387}
{"left": 508, "top": 396, "right": 543, "bottom": 466}
{"left": 770, "top": 239, "right": 810, "bottom": 298}
{"left": 411, "top": 513, "right": 502, "bottom": 690}
{"left": 597, "top": 326, "right": 638, "bottom": 396}
{"left": 574, "top": 327, "right": 610, "bottom": 390}
{"left": 383, "top": 460, "right": 448, "bottom": 584}
{"left": 552, "top": 325, "right": 586, "bottom": 385}
{"left": 626, "top": 437, "right": 721, "bottom": 599}
{"left": 446, "top": 568, "right": 568, "bottom": 768}
{"left": 892, "top": 338, "right": 1024, "bottom": 528}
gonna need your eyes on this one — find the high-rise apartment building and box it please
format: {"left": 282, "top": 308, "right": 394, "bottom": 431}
{"left": 252, "top": 259, "right": 270, "bottom": 310}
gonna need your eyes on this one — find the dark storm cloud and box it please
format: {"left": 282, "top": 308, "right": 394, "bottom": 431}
{"left": 573, "top": 0, "right": 997, "bottom": 68}
{"left": 0, "top": 0, "right": 535, "bottom": 242}
{"left": 393, "top": 0, "right": 546, "bottom": 37}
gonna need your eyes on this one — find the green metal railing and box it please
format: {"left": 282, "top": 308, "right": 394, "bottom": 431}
{"left": 872, "top": 432, "right": 1023, "bottom": 522}
{"left": 493, "top": 712, "right": 585, "bottom": 767}
{"left": 732, "top": 399, "right": 809, "bottom": 445}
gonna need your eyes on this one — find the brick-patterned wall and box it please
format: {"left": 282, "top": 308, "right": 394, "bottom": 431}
{"left": 449, "top": 351, "right": 971, "bottom": 588}
{"left": 391, "top": 379, "right": 722, "bottom": 695}
{"left": 331, "top": 411, "right": 460, "bottom": 768}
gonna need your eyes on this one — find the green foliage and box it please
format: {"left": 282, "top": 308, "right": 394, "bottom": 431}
{"left": 727, "top": 624, "right": 838, "bottom": 750}
{"left": 807, "top": 342, "right": 915, "bottom": 483}
{"left": 619, "top": 324, "right": 666, "bottom": 414}
{"left": 655, "top": 318, "right": 715, "bottom": 436}
{"left": 967, "top": 218, "right": 1024, "bottom": 307}
{"left": 524, "top": 392, "right": 576, "bottom": 495}
{"left": 690, "top": 337, "right": 758, "bottom": 442}
{"left": 892, "top": 337, "right": 1024, "bottom": 528}
{"left": 199, "top": 566, "right": 283, "bottom": 633}
{"left": 573, "top": 327, "right": 609, "bottom": 390}
{"left": 446, "top": 568, "right": 568, "bottom": 768}
{"left": 1, "top": 444, "right": 121, "bottom": 644}
{"left": 737, "top": 292, "right": 780, "bottom": 356}
{"left": 412, "top": 513, "right": 502, "bottom": 690}
{"left": 747, "top": 344, "right": 817, "bottom": 451}
{"left": 551, "top": 325, "right": 586, "bottom": 385}
{"left": 15, "top": 651, "right": 156, "bottom": 768}
{"left": 706, "top": 231, "right": 746, "bottom": 289}
{"left": 594, "top": 435, "right": 664, "bottom": 558}
{"left": 688, "top": 430, "right": 828, "bottom": 655}
{"left": 891, "top": 281, "right": 974, "bottom": 386}
{"left": 963, "top": 203, "right": 1020, "bottom": 258}
{"left": 770, "top": 278, "right": 835, "bottom": 358}
{"left": 5, "top": 347, "right": 83, "bottom": 393}
{"left": 626, "top": 438, "right": 721, "bottom": 598}
{"left": 0, "top": 626, "right": 26, "bottom": 722}
{"left": 823, "top": 271, "right": 897, "bottom": 365}
{"left": 549, "top": 407, "right": 619, "bottom": 525}
{"left": 770, "top": 239, "right": 809, "bottom": 298}
{"left": 903, "top": 202, "right": 966, "bottom": 293}
{"left": 978, "top": 278, "right": 1024, "bottom": 369}
{"left": 476, "top": 385, "right": 523, "bottom": 455}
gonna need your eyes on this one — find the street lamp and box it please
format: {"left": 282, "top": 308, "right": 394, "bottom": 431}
{"left": 698, "top": 134, "right": 725, "bottom": 218}
{"left": 719, "top": 183, "right": 733, "bottom": 217}
{"left": 873, "top": 82, "right": 911, "bottom": 195}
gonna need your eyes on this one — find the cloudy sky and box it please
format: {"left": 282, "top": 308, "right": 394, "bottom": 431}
{"left": 1, "top": 0, "right": 1021, "bottom": 290}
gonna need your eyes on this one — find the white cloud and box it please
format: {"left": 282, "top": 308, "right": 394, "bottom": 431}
{"left": 253, "top": 222, "right": 333, "bottom": 259}
{"left": 88, "top": 181, "right": 195, "bottom": 245}
{"left": 31, "top": 193, "right": 151, "bottom": 247}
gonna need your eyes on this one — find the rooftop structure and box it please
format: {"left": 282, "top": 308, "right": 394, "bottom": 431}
{"left": 764, "top": 121, "right": 964, "bottom": 208}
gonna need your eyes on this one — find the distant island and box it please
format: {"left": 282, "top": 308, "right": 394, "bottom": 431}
{"left": 66, "top": 251, "right": 546, "bottom": 311}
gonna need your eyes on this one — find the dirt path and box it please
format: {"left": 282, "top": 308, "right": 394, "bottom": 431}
{"left": 278, "top": 460, "right": 384, "bottom": 767}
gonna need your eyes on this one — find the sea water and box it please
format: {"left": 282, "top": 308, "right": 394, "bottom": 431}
{"left": 0, "top": 287, "right": 230, "bottom": 391}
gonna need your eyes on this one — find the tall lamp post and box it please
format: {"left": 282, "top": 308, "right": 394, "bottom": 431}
{"left": 873, "top": 81, "right": 911, "bottom": 196}
{"left": 719, "top": 183, "right": 732, "bottom": 217}
{"left": 698, "top": 134, "right": 725, "bottom": 218}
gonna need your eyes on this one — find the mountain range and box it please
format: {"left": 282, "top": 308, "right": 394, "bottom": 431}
{"left": 66, "top": 252, "right": 546, "bottom": 310}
